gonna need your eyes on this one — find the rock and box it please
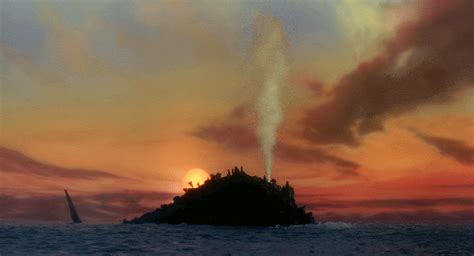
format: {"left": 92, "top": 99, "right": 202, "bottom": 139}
{"left": 123, "top": 167, "right": 314, "bottom": 226}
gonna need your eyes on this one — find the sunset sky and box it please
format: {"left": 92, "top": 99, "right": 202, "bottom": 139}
{"left": 1, "top": 0, "right": 473, "bottom": 223}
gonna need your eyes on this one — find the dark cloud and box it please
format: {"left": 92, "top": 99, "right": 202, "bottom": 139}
{"left": 275, "top": 143, "right": 360, "bottom": 175}
{"left": 191, "top": 107, "right": 359, "bottom": 174}
{"left": 412, "top": 131, "right": 474, "bottom": 165}
{"left": 229, "top": 104, "right": 249, "bottom": 119}
{"left": 356, "top": 197, "right": 474, "bottom": 208}
{"left": 191, "top": 104, "right": 258, "bottom": 152}
{"left": 0, "top": 147, "right": 123, "bottom": 180}
{"left": 0, "top": 194, "right": 68, "bottom": 222}
{"left": 303, "top": 197, "right": 474, "bottom": 210}
{"left": 316, "top": 210, "right": 474, "bottom": 223}
{"left": 301, "top": 0, "right": 474, "bottom": 146}
{"left": 192, "top": 123, "right": 258, "bottom": 152}
{"left": 0, "top": 191, "right": 174, "bottom": 223}
{"left": 435, "top": 184, "right": 474, "bottom": 189}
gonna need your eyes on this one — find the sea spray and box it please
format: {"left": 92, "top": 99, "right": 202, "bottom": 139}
{"left": 252, "top": 14, "right": 289, "bottom": 180}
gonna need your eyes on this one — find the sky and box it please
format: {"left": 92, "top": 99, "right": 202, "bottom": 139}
{"left": 0, "top": 0, "right": 473, "bottom": 223}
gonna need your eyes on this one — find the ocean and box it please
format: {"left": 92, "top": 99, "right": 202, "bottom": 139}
{"left": 0, "top": 223, "right": 473, "bottom": 255}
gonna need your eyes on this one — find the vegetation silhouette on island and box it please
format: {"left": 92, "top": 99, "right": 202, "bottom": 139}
{"left": 124, "top": 167, "right": 314, "bottom": 226}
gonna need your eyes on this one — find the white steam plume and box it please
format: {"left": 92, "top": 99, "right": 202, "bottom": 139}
{"left": 252, "top": 14, "right": 289, "bottom": 180}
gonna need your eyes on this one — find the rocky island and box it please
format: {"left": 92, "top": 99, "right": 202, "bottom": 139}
{"left": 123, "top": 167, "right": 314, "bottom": 226}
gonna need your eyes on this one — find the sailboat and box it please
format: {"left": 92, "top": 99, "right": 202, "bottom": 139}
{"left": 64, "top": 190, "right": 82, "bottom": 223}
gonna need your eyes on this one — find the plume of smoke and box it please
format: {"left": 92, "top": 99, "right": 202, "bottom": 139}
{"left": 251, "top": 14, "right": 289, "bottom": 180}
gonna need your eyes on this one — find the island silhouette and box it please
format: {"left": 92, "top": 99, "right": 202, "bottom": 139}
{"left": 124, "top": 166, "right": 314, "bottom": 226}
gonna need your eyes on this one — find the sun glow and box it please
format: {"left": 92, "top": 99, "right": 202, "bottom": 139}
{"left": 182, "top": 168, "right": 210, "bottom": 188}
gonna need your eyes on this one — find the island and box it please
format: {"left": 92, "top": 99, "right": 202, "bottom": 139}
{"left": 123, "top": 167, "right": 314, "bottom": 226}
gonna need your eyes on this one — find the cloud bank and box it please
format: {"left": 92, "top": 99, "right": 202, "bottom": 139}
{"left": 192, "top": 106, "right": 360, "bottom": 175}
{"left": 0, "top": 147, "right": 122, "bottom": 180}
{"left": 0, "top": 191, "right": 173, "bottom": 223}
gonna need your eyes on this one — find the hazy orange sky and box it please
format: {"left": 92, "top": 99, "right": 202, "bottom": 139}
{"left": 0, "top": 0, "right": 473, "bottom": 223}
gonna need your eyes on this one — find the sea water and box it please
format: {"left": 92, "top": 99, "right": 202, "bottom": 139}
{"left": 0, "top": 223, "right": 473, "bottom": 255}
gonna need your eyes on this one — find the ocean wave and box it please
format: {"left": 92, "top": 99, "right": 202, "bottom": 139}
{"left": 318, "top": 221, "right": 354, "bottom": 229}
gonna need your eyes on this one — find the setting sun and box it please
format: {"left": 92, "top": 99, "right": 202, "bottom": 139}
{"left": 182, "top": 168, "right": 210, "bottom": 188}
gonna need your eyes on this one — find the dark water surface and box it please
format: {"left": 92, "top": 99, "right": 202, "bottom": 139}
{"left": 0, "top": 223, "right": 473, "bottom": 255}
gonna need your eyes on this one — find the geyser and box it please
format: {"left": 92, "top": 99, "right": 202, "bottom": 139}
{"left": 252, "top": 14, "right": 289, "bottom": 180}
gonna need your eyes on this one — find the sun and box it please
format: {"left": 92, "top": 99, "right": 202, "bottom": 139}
{"left": 182, "top": 168, "right": 210, "bottom": 188}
